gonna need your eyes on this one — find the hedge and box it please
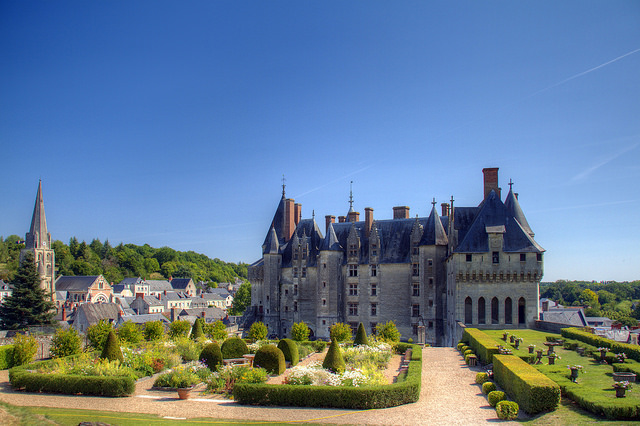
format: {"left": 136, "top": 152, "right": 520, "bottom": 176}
{"left": 234, "top": 344, "right": 422, "bottom": 409}
{"left": 561, "top": 327, "right": 640, "bottom": 363}
{"left": 492, "top": 354, "right": 560, "bottom": 414}
{"left": 462, "top": 328, "right": 500, "bottom": 364}
{"left": 613, "top": 359, "right": 640, "bottom": 377}
{"left": 0, "top": 345, "right": 14, "bottom": 370}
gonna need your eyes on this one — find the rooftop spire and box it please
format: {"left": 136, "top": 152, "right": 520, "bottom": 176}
{"left": 26, "top": 180, "right": 51, "bottom": 249}
{"left": 282, "top": 174, "right": 286, "bottom": 197}
{"left": 348, "top": 181, "right": 354, "bottom": 213}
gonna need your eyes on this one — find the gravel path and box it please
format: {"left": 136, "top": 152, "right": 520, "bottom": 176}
{"left": 0, "top": 348, "right": 516, "bottom": 425}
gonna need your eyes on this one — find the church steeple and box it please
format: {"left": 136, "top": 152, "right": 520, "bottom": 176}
{"left": 26, "top": 180, "right": 51, "bottom": 250}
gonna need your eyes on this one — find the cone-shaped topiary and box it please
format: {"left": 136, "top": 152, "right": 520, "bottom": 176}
{"left": 200, "top": 342, "right": 223, "bottom": 372}
{"left": 277, "top": 338, "right": 299, "bottom": 366}
{"left": 254, "top": 344, "right": 286, "bottom": 375}
{"left": 353, "top": 322, "right": 368, "bottom": 346}
{"left": 191, "top": 318, "right": 204, "bottom": 340}
{"left": 100, "top": 330, "right": 124, "bottom": 362}
{"left": 221, "top": 337, "right": 249, "bottom": 359}
{"left": 322, "top": 338, "right": 346, "bottom": 373}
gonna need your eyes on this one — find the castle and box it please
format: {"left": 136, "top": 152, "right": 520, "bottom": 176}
{"left": 248, "top": 168, "right": 544, "bottom": 346}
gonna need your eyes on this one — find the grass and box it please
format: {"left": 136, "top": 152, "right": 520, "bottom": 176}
{"left": 480, "top": 328, "right": 640, "bottom": 423}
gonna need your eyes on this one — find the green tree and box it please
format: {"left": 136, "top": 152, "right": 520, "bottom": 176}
{"left": 87, "top": 319, "right": 114, "bottom": 351}
{"left": 191, "top": 318, "right": 204, "bottom": 340}
{"left": 329, "top": 322, "right": 352, "bottom": 342}
{"left": 290, "top": 321, "right": 310, "bottom": 341}
{"left": 580, "top": 289, "right": 600, "bottom": 309}
{"left": 143, "top": 321, "right": 165, "bottom": 341}
{"left": 12, "top": 333, "right": 38, "bottom": 366}
{"left": 204, "top": 320, "right": 228, "bottom": 340}
{"left": 376, "top": 321, "right": 401, "bottom": 343}
{"left": 0, "top": 252, "right": 55, "bottom": 329}
{"left": 230, "top": 281, "right": 251, "bottom": 315}
{"left": 117, "top": 320, "right": 143, "bottom": 345}
{"left": 50, "top": 328, "right": 82, "bottom": 358}
{"left": 169, "top": 320, "right": 191, "bottom": 339}
{"left": 249, "top": 321, "right": 268, "bottom": 340}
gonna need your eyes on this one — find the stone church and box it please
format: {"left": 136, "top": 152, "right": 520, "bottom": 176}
{"left": 20, "top": 181, "right": 56, "bottom": 298}
{"left": 250, "top": 167, "right": 544, "bottom": 346}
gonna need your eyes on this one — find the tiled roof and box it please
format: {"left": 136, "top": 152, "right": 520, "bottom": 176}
{"left": 56, "top": 276, "right": 100, "bottom": 291}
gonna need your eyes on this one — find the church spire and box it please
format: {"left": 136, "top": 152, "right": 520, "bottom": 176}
{"left": 348, "top": 181, "right": 354, "bottom": 213}
{"left": 26, "top": 180, "right": 51, "bottom": 250}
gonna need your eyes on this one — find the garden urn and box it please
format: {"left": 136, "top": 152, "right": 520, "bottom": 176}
{"left": 548, "top": 356, "right": 555, "bottom": 365}
{"left": 177, "top": 387, "right": 193, "bottom": 400}
{"left": 600, "top": 350, "right": 607, "bottom": 361}
{"left": 509, "top": 335, "right": 515, "bottom": 343}
{"left": 514, "top": 340, "right": 520, "bottom": 349}
{"left": 528, "top": 346, "right": 534, "bottom": 354}
{"left": 570, "top": 368, "right": 579, "bottom": 382}
{"left": 615, "top": 387, "right": 626, "bottom": 398}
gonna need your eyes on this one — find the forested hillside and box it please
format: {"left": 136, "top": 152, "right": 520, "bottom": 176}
{"left": 0, "top": 235, "right": 247, "bottom": 286}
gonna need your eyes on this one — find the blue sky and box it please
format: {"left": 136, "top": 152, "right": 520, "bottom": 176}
{"left": 1, "top": 1, "right": 639, "bottom": 282}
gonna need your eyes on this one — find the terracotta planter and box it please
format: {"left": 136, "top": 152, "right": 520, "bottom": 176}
{"left": 615, "top": 387, "right": 626, "bottom": 398}
{"left": 514, "top": 340, "right": 520, "bottom": 349}
{"left": 177, "top": 387, "right": 193, "bottom": 400}
{"left": 509, "top": 336, "right": 515, "bottom": 343}
{"left": 548, "top": 357, "right": 555, "bottom": 365}
{"left": 528, "top": 347, "right": 534, "bottom": 354}
{"left": 570, "top": 369, "right": 579, "bottom": 382}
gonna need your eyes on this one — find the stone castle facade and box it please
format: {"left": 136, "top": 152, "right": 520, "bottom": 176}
{"left": 249, "top": 167, "right": 544, "bottom": 346}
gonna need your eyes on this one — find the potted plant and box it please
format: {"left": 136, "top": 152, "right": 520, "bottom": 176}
{"left": 528, "top": 344, "right": 535, "bottom": 354}
{"left": 548, "top": 353, "right": 560, "bottom": 365}
{"left": 502, "top": 332, "right": 509, "bottom": 342}
{"left": 613, "top": 381, "right": 632, "bottom": 398}
{"left": 172, "top": 368, "right": 200, "bottom": 400}
{"left": 567, "top": 365, "right": 583, "bottom": 383}
{"left": 616, "top": 353, "right": 627, "bottom": 364}
{"left": 509, "top": 335, "right": 515, "bottom": 344}
{"left": 514, "top": 337, "right": 523, "bottom": 350}
{"left": 598, "top": 347, "right": 610, "bottom": 362}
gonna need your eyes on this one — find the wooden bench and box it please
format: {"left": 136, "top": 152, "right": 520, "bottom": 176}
{"left": 223, "top": 358, "right": 249, "bottom": 366}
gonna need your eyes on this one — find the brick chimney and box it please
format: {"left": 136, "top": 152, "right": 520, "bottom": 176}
{"left": 347, "top": 211, "right": 360, "bottom": 222}
{"left": 294, "top": 203, "right": 302, "bottom": 226}
{"left": 284, "top": 198, "right": 295, "bottom": 242}
{"left": 482, "top": 167, "right": 500, "bottom": 200}
{"left": 325, "top": 215, "right": 335, "bottom": 232}
{"left": 61, "top": 306, "right": 67, "bottom": 321}
{"left": 338, "top": 216, "right": 346, "bottom": 223}
{"left": 202, "top": 311, "right": 206, "bottom": 319}
{"left": 171, "top": 307, "right": 177, "bottom": 322}
{"left": 441, "top": 203, "right": 450, "bottom": 217}
{"left": 365, "top": 207, "right": 373, "bottom": 237}
{"left": 136, "top": 293, "right": 144, "bottom": 300}
{"left": 393, "top": 206, "right": 410, "bottom": 219}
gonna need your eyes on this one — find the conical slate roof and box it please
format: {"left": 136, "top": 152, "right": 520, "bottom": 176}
{"left": 263, "top": 227, "right": 279, "bottom": 254}
{"left": 504, "top": 189, "right": 534, "bottom": 237}
{"left": 420, "top": 205, "right": 448, "bottom": 246}
{"left": 321, "top": 222, "right": 342, "bottom": 251}
{"left": 262, "top": 195, "right": 286, "bottom": 248}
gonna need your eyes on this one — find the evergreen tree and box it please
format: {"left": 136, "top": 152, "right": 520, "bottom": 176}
{"left": 0, "top": 252, "right": 55, "bottom": 329}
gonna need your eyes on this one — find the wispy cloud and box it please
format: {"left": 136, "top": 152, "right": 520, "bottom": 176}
{"left": 293, "top": 163, "right": 376, "bottom": 198}
{"left": 571, "top": 143, "right": 639, "bottom": 182}
{"left": 529, "top": 199, "right": 637, "bottom": 214}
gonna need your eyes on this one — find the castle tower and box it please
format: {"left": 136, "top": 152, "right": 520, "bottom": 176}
{"left": 20, "top": 181, "right": 55, "bottom": 298}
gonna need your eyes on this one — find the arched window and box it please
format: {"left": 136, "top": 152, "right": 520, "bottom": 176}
{"left": 518, "top": 297, "right": 526, "bottom": 325}
{"left": 505, "top": 297, "right": 512, "bottom": 324}
{"left": 478, "top": 297, "right": 486, "bottom": 324}
{"left": 464, "top": 297, "right": 472, "bottom": 324}
{"left": 491, "top": 297, "right": 499, "bottom": 324}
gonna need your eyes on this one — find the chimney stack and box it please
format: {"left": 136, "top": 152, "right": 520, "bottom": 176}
{"left": 393, "top": 206, "right": 410, "bottom": 219}
{"left": 62, "top": 306, "right": 67, "bottom": 321}
{"left": 482, "top": 167, "right": 500, "bottom": 200}
{"left": 347, "top": 211, "right": 360, "bottom": 222}
{"left": 365, "top": 207, "right": 373, "bottom": 237}
{"left": 325, "top": 215, "right": 335, "bottom": 232}
{"left": 338, "top": 216, "right": 346, "bottom": 223}
{"left": 171, "top": 307, "right": 177, "bottom": 322}
{"left": 441, "top": 203, "right": 450, "bottom": 217}
{"left": 284, "top": 198, "right": 295, "bottom": 242}
{"left": 136, "top": 293, "right": 143, "bottom": 300}
{"left": 294, "top": 203, "right": 302, "bottom": 226}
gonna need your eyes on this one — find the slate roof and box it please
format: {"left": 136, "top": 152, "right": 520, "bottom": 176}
{"left": 118, "top": 277, "right": 145, "bottom": 286}
{"left": 171, "top": 278, "right": 193, "bottom": 290}
{"left": 263, "top": 195, "right": 287, "bottom": 249}
{"left": 75, "top": 303, "right": 119, "bottom": 325}
{"left": 180, "top": 307, "right": 226, "bottom": 320}
{"left": 147, "top": 280, "right": 173, "bottom": 292}
{"left": 55, "top": 276, "right": 101, "bottom": 291}
{"left": 162, "top": 291, "right": 191, "bottom": 301}
{"left": 419, "top": 206, "right": 448, "bottom": 246}
{"left": 540, "top": 308, "right": 587, "bottom": 327}
{"left": 281, "top": 219, "right": 324, "bottom": 267}
{"left": 117, "top": 313, "right": 169, "bottom": 326}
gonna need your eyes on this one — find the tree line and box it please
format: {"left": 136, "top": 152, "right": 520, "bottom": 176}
{"left": 0, "top": 235, "right": 248, "bottom": 287}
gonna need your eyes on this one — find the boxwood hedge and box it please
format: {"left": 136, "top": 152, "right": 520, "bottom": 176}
{"left": 561, "top": 327, "right": 640, "bottom": 363}
{"left": 234, "top": 344, "right": 422, "bottom": 409}
{"left": 0, "top": 345, "right": 14, "bottom": 370}
{"left": 492, "top": 354, "right": 560, "bottom": 414}
{"left": 462, "top": 328, "right": 500, "bottom": 364}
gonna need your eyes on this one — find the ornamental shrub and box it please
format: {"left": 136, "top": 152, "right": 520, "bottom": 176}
{"left": 169, "top": 320, "right": 191, "bottom": 339}
{"left": 254, "top": 345, "right": 285, "bottom": 375}
{"left": 12, "top": 334, "right": 37, "bottom": 366}
{"left": 100, "top": 330, "right": 124, "bottom": 363}
{"left": 221, "top": 337, "right": 249, "bottom": 359}
{"left": 200, "top": 342, "right": 223, "bottom": 372}
{"left": 0, "top": 345, "right": 14, "bottom": 369}
{"left": 496, "top": 401, "right": 519, "bottom": 420}
{"left": 488, "top": 390, "right": 506, "bottom": 407}
{"left": 475, "top": 372, "right": 489, "bottom": 384}
{"left": 376, "top": 321, "right": 400, "bottom": 344}
{"left": 50, "top": 328, "right": 82, "bottom": 358}
{"left": 329, "top": 323, "right": 352, "bottom": 342}
{"left": 290, "top": 321, "right": 310, "bottom": 341}
{"left": 461, "top": 345, "right": 470, "bottom": 353}
{"left": 457, "top": 342, "right": 465, "bottom": 351}
{"left": 87, "top": 319, "right": 113, "bottom": 351}
{"left": 482, "top": 381, "right": 497, "bottom": 394}
{"left": 277, "top": 338, "right": 299, "bottom": 366}
{"left": 191, "top": 318, "right": 205, "bottom": 340}
{"left": 312, "top": 340, "right": 327, "bottom": 352}
{"left": 462, "top": 328, "right": 500, "bottom": 364}
{"left": 354, "top": 323, "right": 368, "bottom": 346}
{"left": 117, "top": 320, "right": 143, "bottom": 345}
{"left": 322, "top": 339, "right": 346, "bottom": 374}
{"left": 464, "top": 349, "right": 474, "bottom": 356}
{"left": 143, "top": 321, "right": 165, "bottom": 341}
{"left": 204, "top": 320, "right": 228, "bottom": 340}
{"left": 249, "top": 321, "right": 268, "bottom": 341}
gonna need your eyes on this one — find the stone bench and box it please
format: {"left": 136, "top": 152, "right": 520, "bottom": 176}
{"left": 223, "top": 358, "right": 249, "bottom": 366}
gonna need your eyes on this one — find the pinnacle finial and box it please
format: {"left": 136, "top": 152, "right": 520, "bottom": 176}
{"left": 282, "top": 175, "right": 286, "bottom": 197}
{"left": 432, "top": 197, "right": 436, "bottom": 207}
{"left": 509, "top": 178, "right": 514, "bottom": 191}
{"left": 349, "top": 181, "right": 354, "bottom": 209}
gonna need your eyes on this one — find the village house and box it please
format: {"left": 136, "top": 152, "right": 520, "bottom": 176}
{"left": 55, "top": 275, "right": 113, "bottom": 304}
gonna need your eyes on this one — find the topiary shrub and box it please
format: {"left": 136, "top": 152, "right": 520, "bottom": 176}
{"left": 50, "top": 328, "right": 82, "bottom": 358}
{"left": 254, "top": 345, "right": 285, "bottom": 375}
{"left": 482, "top": 381, "right": 497, "bottom": 395}
{"left": 87, "top": 319, "right": 113, "bottom": 351}
{"left": 191, "top": 318, "right": 204, "bottom": 340}
{"left": 496, "top": 400, "right": 519, "bottom": 420}
{"left": 200, "top": 342, "right": 223, "bottom": 372}
{"left": 312, "top": 340, "right": 327, "bottom": 352}
{"left": 464, "top": 349, "right": 474, "bottom": 356}
{"left": 277, "top": 338, "right": 299, "bottom": 366}
{"left": 329, "top": 323, "right": 352, "bottom": 342}
{"left": 488, "top": 390, "right": 506, "bottom": 407}
{"left": 475, "top": 372, "right": 489, "bottom": 384}
{"left": 322, "top": 339, "right": 346, "bottom": 373}
{"left": 249, "top": 321, "right": 268, "bottom": 340}
{"left": 290, "top": 321, "right": 310, "bottom": 341}
{"left": 353, "top": 322, "right": 368, "bottom": 346}
{"left": 461, "top": 345, "right": 470, "bottom": 353}
{"left": 221, "top": 337, "right": 249, "bottom": 359}
{"left": 457, "top": 342, "right": 465, "bottom": 351}
{"left": 376, "top": 321, "right": 400, "bottom": 344}
{"left": 100, "top": 330, "right": 124, "bottom": 363}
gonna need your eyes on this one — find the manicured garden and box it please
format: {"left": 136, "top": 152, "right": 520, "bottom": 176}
{"left": 463, "top": 327, "right": 640, "bottom": 420}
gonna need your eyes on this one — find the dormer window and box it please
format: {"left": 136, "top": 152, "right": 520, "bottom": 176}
{"left": 302, "top": 247, "right": 307, "bottom": 259}
{"left": 293, "top": 267, "right": 298, "bottom": 278}
{"left": 349, "top": 244, "right": 358, "bottom": 257}
{"left": 412, "top": 247, "right": 419, "bottom": 255}
{"left": 370, "top": 244, "right": 377, "bottom": 256}
{"left": 537, "top": 253, "right": 542, "bottom": 262}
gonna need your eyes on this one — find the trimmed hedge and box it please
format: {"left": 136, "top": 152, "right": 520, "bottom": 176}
{"left": 475, "top": 372, "right": 489, "bottom": 384}
{"left": 488, "top": 390, "right": 506, "bottom": 407}
{"left": 9, "top": 360, "right": 134, "bottom": 397}
{"left": 482, "top": 381, "right": 497, "bottom": 394}
{"left": 0, "top": 345, "right": 14, "bottom": 370}
{"left": 462, "top": 328, "right": 500, "bottom": 364}
{"left": 496, "top": 400, "right": 519, "bottom": 420}
{"left": 221, "top": 337, "right": 249, "bottom": 359}
{"left": 562, "top": 327, "right": 640, "bottom": 363}
{"left": 492, "top": 354, "right": 560, "bottom": 414}
{"left": 254, "top": 345, "right": 286, "bottom": 375}
{"left": 277, "top": 338, "right": 299, "bottom": 366}
{"left": 234, "top": 345, "right": 422, "bottom": 409}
